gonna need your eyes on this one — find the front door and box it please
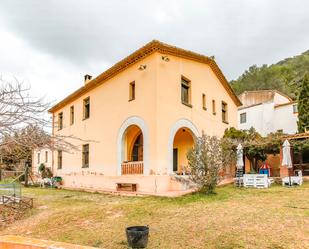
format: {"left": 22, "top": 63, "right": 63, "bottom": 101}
{"left": 173, "top": 148, "right": 178, "bottom": 172}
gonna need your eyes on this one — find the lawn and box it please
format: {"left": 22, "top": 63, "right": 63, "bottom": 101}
{"left": 1, "top": 183, "right": 309, "bottom": 249}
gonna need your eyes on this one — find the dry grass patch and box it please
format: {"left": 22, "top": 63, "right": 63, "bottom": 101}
{"left": 0, "top": 183, "right": 308, "bottom": 248}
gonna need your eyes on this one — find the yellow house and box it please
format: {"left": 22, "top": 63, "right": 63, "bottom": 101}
{"left": 40, "top": 40, "right": 241, "bottom": 195}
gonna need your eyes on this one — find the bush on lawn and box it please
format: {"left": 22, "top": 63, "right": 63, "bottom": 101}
{"left": 187, "top": 135, "right": 236, "bottom": 194}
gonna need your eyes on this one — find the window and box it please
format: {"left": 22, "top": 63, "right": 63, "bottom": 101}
{"left": 83, "top": 97, "right": 90, "bottom": 119}
{"left": 57, "top": 150, "right": 62, "bottom": 169}
{"left": 70, "top": 106, "right": 74, "bottom": 125}
{"left": 58, "top": 112, "right": 63, "bottom": 130}
{"left": 82, "top": 144, "right": 89, "bottom": 168}
{"left": 212, "top": 100, "right": 216, "bottom": 115}
{"left": 222, "top": 101, "right": 228, "bottom": 123}
{"left": 37, "top": 153, "right": 40, "bottom": 164}
{"left": 45, "top": 151, "right": 48, "bottom": 163}
{"left": 202, "top": 94, "right": 206, "bottom": 110}
{"left": 129, "top": 81, "right": 135, "bottom": 101}
{"left": 181, "top": 77, "right": 191, "bottom": 106}
{"left": 293, "top": 104, "right": 298, "bottom": 113}
{"left": 240, "top": 113, "right": 247, "bottom": 124}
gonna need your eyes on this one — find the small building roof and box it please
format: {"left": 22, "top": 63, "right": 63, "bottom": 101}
{"left": 49, "top": 40, "right": 241, "bottom": 113}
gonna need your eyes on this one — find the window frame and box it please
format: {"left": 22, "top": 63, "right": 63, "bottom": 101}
{"left": 293, "top": 104, "right": 298, "bottom": 113}
{"left": 181, "top": 76, "right": 192, "bottom": 107}
{"left": 129, "top": 81, "right": 136, "bottom": 101}
{"left": 58, "top": 112, "right": 63, "bottom": 130}
{"left": 202, "top": 93, "right": 206, "bottom": 110}
{"left": 83, "top": 97, "right": 90, "bottom": 120}
{"left": 37, "top": 152, "right": 40, "bottom": 164}
{"left": 212, "top": 100, "right": 216, "bottom": 115}
{"left": 240, "top": 112, "right": 247, "bottom": 124}
{"left": 45, "top": 151, "right": 48, "bottom": 163}
{"left": 82, "top": 144, "right": 89, "bottom": 168}
{"left": 70, "top": 105, "right": 74, "bottom": 125}
{"left": 57, "top": 150, "right": 62, "bottom": 169}
{"left": 221, "top": 101, "right": 228, "bottom": 123}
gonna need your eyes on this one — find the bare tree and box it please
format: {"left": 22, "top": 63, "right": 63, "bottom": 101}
{"left": 0, "top": 78, "right": 80, "bottom": 169}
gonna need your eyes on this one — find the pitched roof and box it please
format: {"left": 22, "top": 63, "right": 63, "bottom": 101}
{"left": 49, "top": 40, "right": 241, "bottom": 113}
{"left": 274, "top": 101, "right": 297, "bottom": 108}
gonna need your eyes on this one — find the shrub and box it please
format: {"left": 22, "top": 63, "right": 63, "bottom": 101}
{"left": 187, "top": 135, "right": 236, "bottom": 194}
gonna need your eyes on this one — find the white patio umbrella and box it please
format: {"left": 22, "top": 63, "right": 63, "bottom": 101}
{"left": 282, "top": 140, "right": 292, "bottom": 168}
{"left": 282, "top": 139, "right": 293, "bottom": 186}
{"left": 236, "top": 144, "right": 244, "bottom": 170}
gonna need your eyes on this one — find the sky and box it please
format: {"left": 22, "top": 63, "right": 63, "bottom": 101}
{"left": 0, "top": 0, "right": 309, "bottom": 104}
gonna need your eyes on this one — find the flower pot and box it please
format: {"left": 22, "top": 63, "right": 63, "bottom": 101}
{"left": 126, "top": 226, "right": 149, "bottom": 248}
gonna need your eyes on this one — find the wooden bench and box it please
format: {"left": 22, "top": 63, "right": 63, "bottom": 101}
{"left": 116, "top": 183, "right": 137, "bottom": 192}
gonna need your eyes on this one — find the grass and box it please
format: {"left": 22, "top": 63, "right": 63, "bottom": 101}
{"left": 1, "top": 183, "right": 309, "bottom": 249}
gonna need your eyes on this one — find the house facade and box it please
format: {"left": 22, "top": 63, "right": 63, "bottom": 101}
{"left": 38, "top": 40, "right": 241, "bottom": 195}
{"left": 237, "top": 90, "right": 298, "bottom": 136}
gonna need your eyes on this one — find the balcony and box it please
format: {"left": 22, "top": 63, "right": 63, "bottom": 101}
{"left": 121, "top": 161, "right": 144, "bottom": 175}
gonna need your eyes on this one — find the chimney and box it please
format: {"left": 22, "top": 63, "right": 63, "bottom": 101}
{"left": 84, "top": 74, "right": 92, "bottom": 84}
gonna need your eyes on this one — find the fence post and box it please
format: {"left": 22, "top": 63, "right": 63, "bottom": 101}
{"left": 24, "top": 164, "right": 29, "bottom": 187}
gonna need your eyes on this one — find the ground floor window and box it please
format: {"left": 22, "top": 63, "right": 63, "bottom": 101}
{"left": 57, "top": 150, "right": 62, "bottom": 169}
{"left": 82, "top": 144, "right": 89, "bottom": 168}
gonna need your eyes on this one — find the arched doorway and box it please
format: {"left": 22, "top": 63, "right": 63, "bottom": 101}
{"left": 168, "top": 119, "right": 200, "bottom": 174}
{"left": 117, "top": 116, "right": 149, "bottom": 176}
{"left": 172, "top": 127, "right": 195, "bottom": 174}
{"left": 125, "top": 125, "right": 143, "bottom": 162}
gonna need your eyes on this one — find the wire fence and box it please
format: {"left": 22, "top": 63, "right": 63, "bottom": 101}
{"left": 0, "top": 183, "right": 22, "bottom": 200}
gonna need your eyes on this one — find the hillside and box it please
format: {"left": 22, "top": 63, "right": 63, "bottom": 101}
{"left": 230, "top": 50, "right": 309, "bottom": 99}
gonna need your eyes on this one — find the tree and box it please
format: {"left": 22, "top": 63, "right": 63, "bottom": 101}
{"left": 0, "top": 78, "right": 79, "bottom": 170}
{"left": 297, "top": 74, "right": 309, "bottom": 133}
{"left": 223, "top": 128, "right": 282, "bottom": 172}
{"left": 187, "top": 135, "right": 236, "bottom": 194}
{"left": 230, "top": 50, "right": 309, "bottom": 99}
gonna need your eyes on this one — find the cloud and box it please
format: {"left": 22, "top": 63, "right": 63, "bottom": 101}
{"left": 0, "top": 0, "right": 308, "bottom": 98}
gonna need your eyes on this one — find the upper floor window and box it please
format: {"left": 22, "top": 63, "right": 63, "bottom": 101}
{"left": 45, "top": 151, "right": 48, "bottom": 163}
{"left": 240, "top": 113, "right": 247, "bottom": 124}
{"left": 212, "top": 100, "right": 216, "bottom": 115}
{"left": 202, "top": 94, "right": 206, "bottom": 110}
{"left": 83, "top": 97, "right": 90, "bottom": 120}
{"left": 70, "top": 106, "right": 74, "bottom": 125}
{"left": 129, "top": 81, "right": 135, "bottom": 101}
{"left": 293, "top": 104, "right": 298, "bottom": 113}
{"left": 222, "top": 101, "right": 228, "bottom": 123}
{"left": 58, "top": 112, "right": 63, "bottom": 130}
{"left": 82, "top": 144, "right": 89, "bottom": 168}
{"left": 181, "top": 77, "right": 191, "bottom": 107}
{"left": 37, "top": 153, "right": 40, "bottom": 164}
{"left": 57, "top": 150, "right": 62, "bottom": 169}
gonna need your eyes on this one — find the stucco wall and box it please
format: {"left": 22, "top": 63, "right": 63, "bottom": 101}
{"left": 238, "top": 102, "right": 298, "bottom": 136}
{"left": 32, "top": 148, "right": 53, "bottom": 174}
{"left": 273, "top": 92, "right": 290, "bottom": 105}
{"left": 274, "top": 104, "right": 298, "bottom": 134}
{"left": 238, "top": 102, "right": 275, "bottom": 136}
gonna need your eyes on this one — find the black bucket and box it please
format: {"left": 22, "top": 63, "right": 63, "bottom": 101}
{"left": 126, "top": 226, "right": 149, "bottom": 248}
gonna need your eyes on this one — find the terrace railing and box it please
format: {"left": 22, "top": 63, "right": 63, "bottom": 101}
{"left": 121, "top": 161, "right": 144, "bottom": 175}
